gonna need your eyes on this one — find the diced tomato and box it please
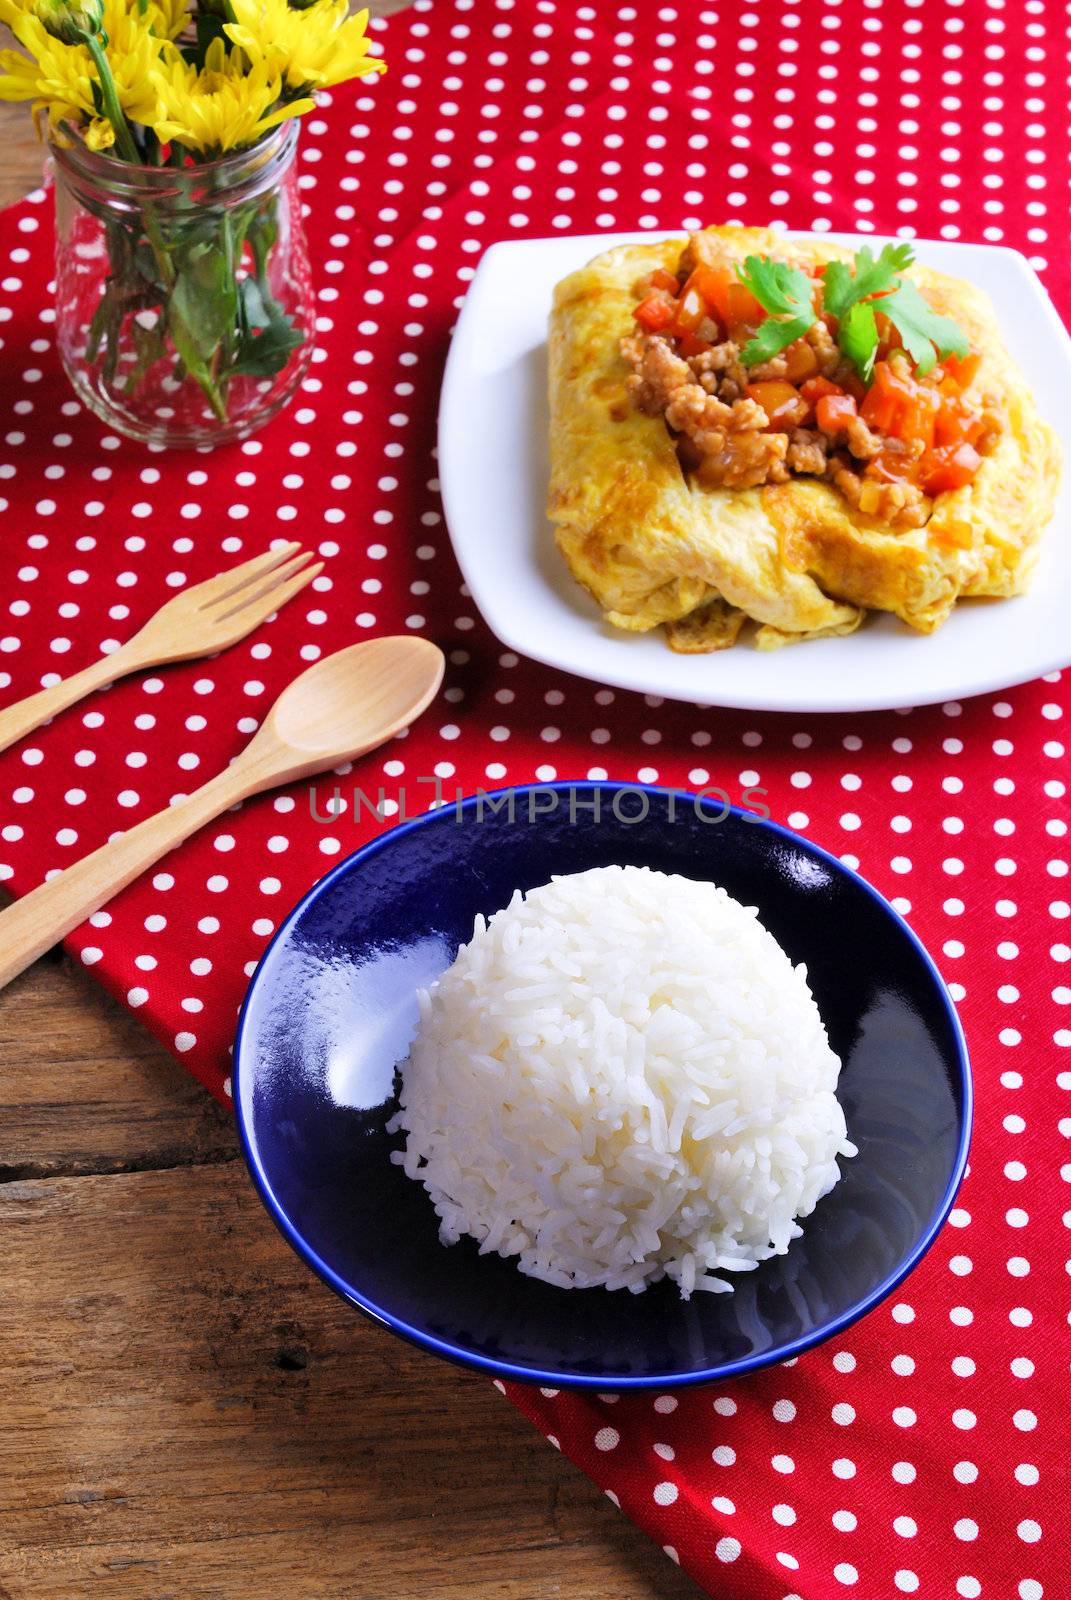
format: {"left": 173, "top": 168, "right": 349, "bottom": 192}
{"left": 944, "top": 350, "right": 981, "bottom": 390}
{"left": 678, "top": 265, "right": 762, "bottom": 339}
{"left": 649, "top": 267, "right": 680, "bottom": 294}
{"left": 680, "top": 264, "right": 732, "bottom": 325}
{"left": 801, "top": 375, "right": 843, "bottom": 403}
{"left": 861, "top": 360, "right": 918, "bottom": 437}
{"left": 921, "top": 442, "right": 981, "bottom": 496}
{"left": 746, "top": 379, "right": 812, "bottom": 431}
{"left": 783, "top": 340, "right": 819, "bottom": 383}
{"left": 724, "top": 280, "right": 765, "bottom": 340}
{"left": 672, "top": 285, "right": 707, "bottom": 334}
{"left": 694, "top": 266, "right": 731, "bottom": 301}
{"left": 934, "top": 393, "right": 983, "bottom": 449}
{"left": 634, "top": 294, "right": 675, "bottom": 333}
{"left": 677, "top": 330, "right": 712, "bottom": 358}
{"left": 860, "top": 361, "right": 899, "bottom": 431}
{"left": 816, "top": 393, "right": 859, "bottom": 434}
{"left": 865, "top": 445, "right": 912, "bottom": 485}
{"left": 864, "top": 361, "right": 945, "bottom": 448}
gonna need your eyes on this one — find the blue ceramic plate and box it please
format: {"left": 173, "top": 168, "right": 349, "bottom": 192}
{"left": 235, "top": 783, "right": 971, "bottom": 1390}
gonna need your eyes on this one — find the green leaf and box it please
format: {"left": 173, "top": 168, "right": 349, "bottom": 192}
{"left": 822, "top": 242, "right": 915, "bottom": 320}
{"left": 838, "top": 299, "right": 879, "bottom": 384}
{"left": 819, "top": 259, "right": 854, "bottom": 323}
{"left": 165, "top": 234, "right": 235, "bottom": 421}
{"left": 878, "top": 278, "right": 970, "bottom": 377}
{"left": 247, "top": 206, "right": 279, "bottom": 287}
{"left": 737, "top": 255, "right": 816, "bottom": 322}
{"left": 168, "top": 238, "right": 236, "bottom": 367}
{"left": 820, "top": 243, "right": 968, "bottom": 378}
{"left": 738, "top": 315, "right": 808, "bottom": 369}
{"left": 238, "top": 276, "right": 272, "bottom": 334}
{"left": 229, "top": 311, "right": 304, "bottom": 378}
{"left": 735, "top": 255, "right": 817, "bottom": 368}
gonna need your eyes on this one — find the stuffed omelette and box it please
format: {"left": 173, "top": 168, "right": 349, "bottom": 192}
{"left": 548, "top": 226, "right": 1060, "bottom": 652}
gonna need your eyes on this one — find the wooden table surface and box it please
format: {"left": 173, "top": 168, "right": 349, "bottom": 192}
{"left": 0, "top": 80, "right": 703, "bottom": 1600}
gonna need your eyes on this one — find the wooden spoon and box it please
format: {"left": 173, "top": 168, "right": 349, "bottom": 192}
{"left": 0, "top": 637, "right": 445, "bottom": 991}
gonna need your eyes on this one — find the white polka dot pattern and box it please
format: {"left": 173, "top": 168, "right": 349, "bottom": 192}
{"left": 0, "top": 3, "right": 1065, "bottom": 1596}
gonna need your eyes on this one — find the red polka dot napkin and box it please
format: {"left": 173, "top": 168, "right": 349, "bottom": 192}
{"left": 0, "top": 1, "right": 1067, "bottom": 1594}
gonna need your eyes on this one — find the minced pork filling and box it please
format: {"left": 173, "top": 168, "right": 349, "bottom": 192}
{"left": 620, "top": 234, "right": 1001, "bottom": 529}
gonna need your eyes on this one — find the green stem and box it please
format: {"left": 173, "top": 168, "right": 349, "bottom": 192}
{"left": 85, "top": 33, "right": 175, "bottom": 290}
{"left": 208, "top": 381, "right": 228, "bottom": 419}
{"left": 84, "top": 34, "right": 140, "bottom": 166}
{"left": 85, "top": 286, "right": 112, "bottom": 363}
{"left": 219, "top": 210, "right": 234, "bottom": 384}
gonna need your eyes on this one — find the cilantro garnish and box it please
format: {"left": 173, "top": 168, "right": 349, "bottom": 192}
{"left": 730, "top": 243, "right": 970, "bottom": 380}
{"left": 821, "top": 243, "right": 969, "bottom": 379}
{"left": 872, "top": 278, "right": 969, "bottom": 376}
{"left": 821, "top": 242, "right": 915, "bottom": 321}
{"left": 736, "top": 256, "right": 818, "bottom": 368}
{"left": 837, "top": 301, "right": 880, "bottom": 384}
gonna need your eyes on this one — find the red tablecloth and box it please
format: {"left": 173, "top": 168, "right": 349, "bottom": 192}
{"left": 0, "top": 2, "right": 1067, "bottom": 1594}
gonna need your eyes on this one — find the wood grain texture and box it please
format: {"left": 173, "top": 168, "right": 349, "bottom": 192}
{"left": 0, "top": 958, "right": 235, "bottom": 1177}
{"left": 0, "top": 961, "right": 703, "bottom": 1600}
{"left": 0, "top": 104, "right": 45, "bottom": 208}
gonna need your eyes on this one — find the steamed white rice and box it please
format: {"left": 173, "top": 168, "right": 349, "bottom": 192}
{"left": 390, "top": 865, "right": 855, "bottom": 1297}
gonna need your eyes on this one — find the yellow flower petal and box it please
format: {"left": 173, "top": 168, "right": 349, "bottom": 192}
{"left": 224, "top": 0, "right": 385, "bottom": 95}
{"left": 149, "top": 37, "right": 299, "bottom": 154}
{"left": 0, "top": 2, "right": 165, "bottom": 143}
{"left": 143, "top": 0, "right": 189, "bottom": 41}
{"left": 0, "top": 19, "right": 95, "bottom": 136}
{"left": 84, "top": 113, "right": 114, "bottom": 149}
{"left": 0, "top": 0, "right": 379, "bottom": 154}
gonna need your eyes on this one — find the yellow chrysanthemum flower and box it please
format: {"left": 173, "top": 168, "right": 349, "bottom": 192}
{"left": 0, "top": 0, "right": 162, "bottom": 144}
{"left": 142, "top": 0, "right": 190, "bottom": 42}
{"left": 150, "top": 35, "right": 311, "bottom": 155}
{"left": 0, "top": 12, "right": 96, "bottom": 139}
{"left": 224, "top": 0, "right": 385, "bottom": 95}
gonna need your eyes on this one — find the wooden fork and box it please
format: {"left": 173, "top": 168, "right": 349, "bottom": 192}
{"left": 0, "top": 542, "right": 322, "bottom": 756}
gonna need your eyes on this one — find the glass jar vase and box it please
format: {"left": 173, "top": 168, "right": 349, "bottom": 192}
{"left": 51, "top": 121, "right": 314, "bottom": 449}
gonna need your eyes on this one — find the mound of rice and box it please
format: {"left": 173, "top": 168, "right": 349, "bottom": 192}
{"left": 390, "top": 865, "right": 855, "bottom": 1297}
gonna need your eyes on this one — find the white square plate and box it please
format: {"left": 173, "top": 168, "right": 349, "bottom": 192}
{"left": 438, "top": 231, "right": 1071, "bottom": 713}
